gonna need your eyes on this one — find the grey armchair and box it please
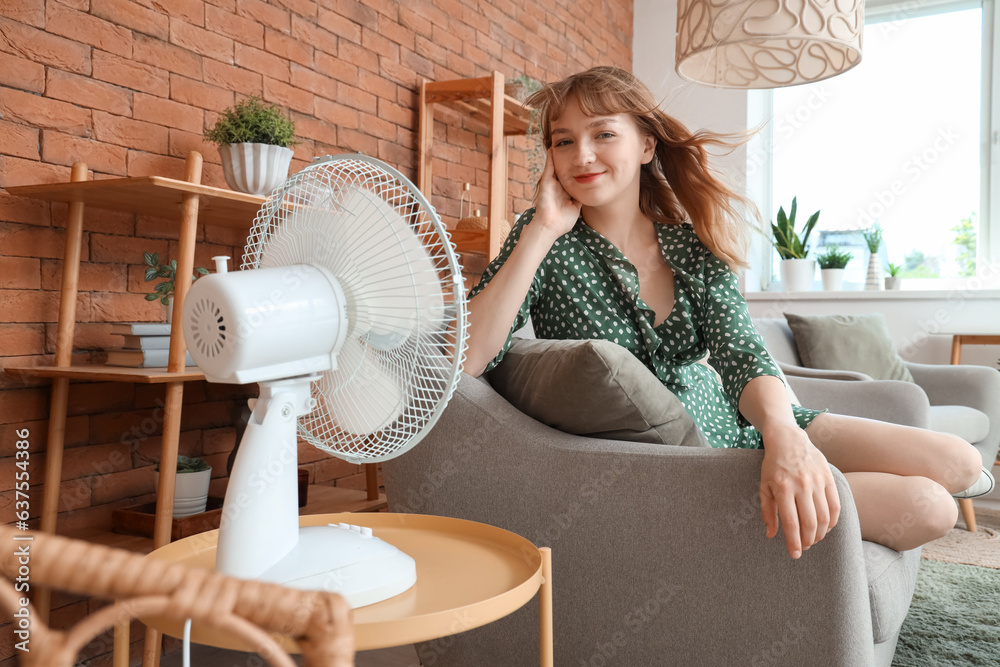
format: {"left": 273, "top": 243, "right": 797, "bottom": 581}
{"left": 384, "top": 347, "right": 923, "bottom": 666}
{"left": 755, "top": 317, "right": 1000, "bottom": 531}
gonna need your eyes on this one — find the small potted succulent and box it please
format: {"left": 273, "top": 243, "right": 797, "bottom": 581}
{"left": 885, "top": 262, "right": 903, "bottom": 290}
{"left": 815, "top": 246, "right": 852, "bottom": 291}
{"left": 156, "top": 455, "right": 212, "bottom": 518}
{"left": 143, "top": 252, "right": 209, "bottom": 323}
{"left": 204, "top": 95, "right": 297, "bottom": 195}
{"left": 771, "top": 197, "right": 820, "bottom": 291}
{"left": 862, "top": 223, "right": 884, "bottom": 290}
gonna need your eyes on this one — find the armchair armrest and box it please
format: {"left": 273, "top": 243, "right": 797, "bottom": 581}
{"left": 778, "top": 360, "right": 873, "bottom": 382}
{"left": 788, "top": 375, "right": 931, "bottom": 429}
{"left": 384, "top": 373, "right": 876, "bottom": 667}
{"left": 906, "top": 361, "right": 1000, "bottom": 414}
{"left": 906, "top": 361, "right": 1000, "bottom": 463}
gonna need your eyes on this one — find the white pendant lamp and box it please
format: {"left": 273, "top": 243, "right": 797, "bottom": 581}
{"left": 675, "top": 0, "right": 864, "bottom": 89}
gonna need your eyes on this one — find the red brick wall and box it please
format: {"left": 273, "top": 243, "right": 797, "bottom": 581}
{"left": 0, "top": 0, "right": 630, "bottom": 661}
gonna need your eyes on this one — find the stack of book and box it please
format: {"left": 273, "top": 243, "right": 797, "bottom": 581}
{"left": 106, "top": 323, "right": 196, "bottom": 367}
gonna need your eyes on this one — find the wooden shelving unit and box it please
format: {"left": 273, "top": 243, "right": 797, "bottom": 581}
{"left": 4, "top": 153, "right": 387, "bottom": 667}
{"left": 417, "top": 71, "right": 533, "bottom": 273}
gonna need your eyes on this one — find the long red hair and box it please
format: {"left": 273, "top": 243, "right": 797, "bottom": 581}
{"left": 525, "top": 66, "right": 759, "bottom": 269}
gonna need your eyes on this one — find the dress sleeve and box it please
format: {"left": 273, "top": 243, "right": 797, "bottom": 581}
{"left": 466, "top": 207, "right": 544, "bottom": 374}
{"left": 700, "top": 253, "right": 783, "bottom": 425}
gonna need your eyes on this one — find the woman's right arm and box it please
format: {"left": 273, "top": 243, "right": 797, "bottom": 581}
{"left": 464, "top": 149, "right": 581, "bottom": 377}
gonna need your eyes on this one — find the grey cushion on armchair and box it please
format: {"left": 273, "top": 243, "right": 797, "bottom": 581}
{"left": 383, "top": 336, "right": 923, "bottom": 666}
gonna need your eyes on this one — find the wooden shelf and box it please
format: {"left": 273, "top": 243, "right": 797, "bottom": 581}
{"left": 5, "top": 176, "right": 265, "bottom": 228}
{"left": 419, "top": 72, "right": 530, "bottom": 264}
{"left": 5, "top": 363, "right": 205, "bottom": 384}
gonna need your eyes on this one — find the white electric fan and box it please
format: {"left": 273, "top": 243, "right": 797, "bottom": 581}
{"left": 182, "top": 154, "right": 467, "bottom": 607}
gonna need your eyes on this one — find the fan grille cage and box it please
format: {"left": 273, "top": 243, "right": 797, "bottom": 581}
{"left": 244, "top": 154, "right": 468, "bottom": 463}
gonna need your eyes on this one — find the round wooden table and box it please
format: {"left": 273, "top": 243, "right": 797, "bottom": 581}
{"left": 143, "top": 513, "right": 553, "bottom": 664}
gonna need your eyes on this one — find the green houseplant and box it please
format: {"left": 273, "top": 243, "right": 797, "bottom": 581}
{"left": 885, "top": 262, "right": 903, "bottom": 290}
{"left": 204, "top": 95, "right": 297, "bottom": 196}
{"left": 862, "top": 223, "right": 883, "bottom": 290}
{"left": 772, "top": 197, "right": 820, "bottom": 291}
{"left": 506, "top": 74, "right": 545, "bottom": 184}
{"left": 143, "top": 252, "right": 209, "bottom": 322}
{"left": 815, "top": 246, "right": 852, "bottom": 291}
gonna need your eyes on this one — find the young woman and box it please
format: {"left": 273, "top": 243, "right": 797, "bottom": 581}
{"left": 464, "top": 66, "right": 991, "bottom": 559}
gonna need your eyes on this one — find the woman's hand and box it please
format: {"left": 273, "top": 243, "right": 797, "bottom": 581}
{"left": 533, "top": 148, "right": 581, "bottom": 237}
{"left": 759, "top": 423, "right": 841, "bottom": 559}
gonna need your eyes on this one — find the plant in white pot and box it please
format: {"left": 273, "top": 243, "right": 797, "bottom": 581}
{"left": 815, "top": 246, "right": 852, "bottom": 291}
{"left": 168, "top": 455, "right": 212, "bottom": 518}
{"left": 771, "top": 197, "right": 819, "bottom": 291}
{"left": 885, "top": 262, "right": 903, "bottom": 290}
{"left": 204, "top": 95, "right": 297, "bottom": 195}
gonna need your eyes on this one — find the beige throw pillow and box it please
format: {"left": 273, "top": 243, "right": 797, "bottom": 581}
{"left": 784, "top": 312, "right": 915, "bottom": 382}
{"left": 487, "top": 338, "right": 708, "bottom": 447}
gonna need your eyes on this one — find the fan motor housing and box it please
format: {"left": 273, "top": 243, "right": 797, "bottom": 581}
{"left": 183, "top": 264, "right": 348, "bottom": 384}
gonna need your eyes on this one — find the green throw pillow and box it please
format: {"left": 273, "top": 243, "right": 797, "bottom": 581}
{"left": 784, "top": 312, "right": 915, "bottom": 382}
{"left": 486, "top": 337, "right": 708, "bottom": 447}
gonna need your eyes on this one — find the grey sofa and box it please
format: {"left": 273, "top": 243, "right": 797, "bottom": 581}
{"left": 384, "top": 333, "right": 924, "bottom": 666}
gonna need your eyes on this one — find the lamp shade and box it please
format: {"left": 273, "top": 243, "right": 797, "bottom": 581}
{"left": 675, "top": 0, "right": 864, "bottom": 89}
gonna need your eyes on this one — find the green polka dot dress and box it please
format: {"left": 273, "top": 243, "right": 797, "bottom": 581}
{"left": 468, "top": 208, "right": 825, "bottom": 449}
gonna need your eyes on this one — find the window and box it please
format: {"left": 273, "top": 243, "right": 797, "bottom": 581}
{"left": 747, "top": 0, "right": 998, "bottom": 289}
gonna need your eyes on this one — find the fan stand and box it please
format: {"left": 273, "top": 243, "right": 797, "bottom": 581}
{"left": 215, "top": 375, "right": 417, "bottom": 608}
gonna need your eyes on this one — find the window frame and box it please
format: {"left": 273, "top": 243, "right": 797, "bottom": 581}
{"left": 746, "top": 0, "right": 999, "bottom": 291}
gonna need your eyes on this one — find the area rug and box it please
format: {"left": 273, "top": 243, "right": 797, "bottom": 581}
{"left": 892, "top": 559, "right": 1000, "bottom": 666}
{"left": 920, "top": 507, "right": 1000, "bottom": 569}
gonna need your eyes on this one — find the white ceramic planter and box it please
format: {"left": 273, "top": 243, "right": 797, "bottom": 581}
{"left": 780, "top": 258, "right": 815, "bottom": 292}
{"left": 885, "top": 276, "right": 902, "bottom": 290}
{"left": 172, "top": 467, "right": 212, "bottom": 518}
{"left": 219, "top": 143, "right": 294, "bottom": 195}
{"left": 821, "top": 268, "right": 845, "bottom": 291}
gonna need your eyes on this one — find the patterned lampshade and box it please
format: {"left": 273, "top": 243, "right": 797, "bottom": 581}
{"left": 675, "top": 0, "right": 865, "bottom": 89}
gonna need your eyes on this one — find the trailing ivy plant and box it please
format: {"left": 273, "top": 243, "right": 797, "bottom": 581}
{"left": 771, "top": 197, "right": 820, "bottom": 260}
{"left": 204, "top": 95, "right": 297, "bottom": 148}
{"left": 143, "top": 252, "right": 209, "bottom": 306}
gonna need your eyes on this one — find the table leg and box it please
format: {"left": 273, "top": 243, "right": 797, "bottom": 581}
{"left": 950, "top": 335, "right": 962, "bottom": 365}
{"left": 539, "top": 546, "right": 552, "bottom": 667}
{"left": 114, "top": 617, "right": 130, "bottom": 667}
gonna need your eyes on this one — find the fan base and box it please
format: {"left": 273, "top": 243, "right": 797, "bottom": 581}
{"left": 255, "top": 523, "right": 416, "bottom": 608}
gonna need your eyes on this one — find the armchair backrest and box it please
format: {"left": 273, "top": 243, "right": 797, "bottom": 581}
{"left": 754, "top": 317, "right": 803, "bottom": 366}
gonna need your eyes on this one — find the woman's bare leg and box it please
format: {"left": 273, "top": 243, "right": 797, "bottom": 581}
{"left": 802, "top": 413, "right": 980, "bottom": 550}
{"left": 840, "top": 472, "right": 957, "bottom": 551}
{"left": 804, "top": 412, "right": 981, "bottom": 492}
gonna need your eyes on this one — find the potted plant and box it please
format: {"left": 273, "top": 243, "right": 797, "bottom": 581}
{"left": 815, "top": 246, "right": 852, "bottom": 291}
{"left": 143, "top": 252, "right": 209, "bottom": 323}
{"left": 771, "top": 197, "right": 819, "bottom": 291}
{"left": 506, "top": 74, "right": 545, "bottom": 184}
{"left": 157, "top": 455, "right": 212, "bottom": 518}
{"left": 862, "top": 223, "right": 883, "bottom": 290}
{"left": 204, "top": 95, "right": 297, "bottom": 196}
{"left": 885, "top": 262, "right": 903, "bottom": 290}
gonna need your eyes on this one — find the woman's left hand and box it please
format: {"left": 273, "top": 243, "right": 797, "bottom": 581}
{"left": 759, "top": 423, "right": 841, "bottom": 559}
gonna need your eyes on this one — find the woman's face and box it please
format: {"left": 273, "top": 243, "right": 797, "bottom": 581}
{"left": 548, "top": 96, "right": 655, "bottom": 211}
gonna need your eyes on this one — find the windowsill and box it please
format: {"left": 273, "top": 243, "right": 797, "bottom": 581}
{"left": 746, "top": 289, "right": 1000, "bottom": 301}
